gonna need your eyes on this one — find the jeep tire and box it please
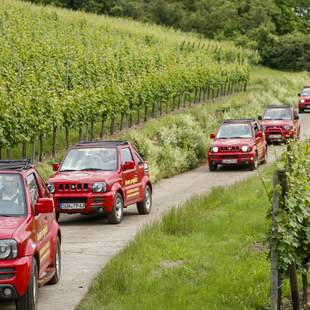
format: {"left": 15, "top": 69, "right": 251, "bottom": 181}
{"left": 250, "top": 153, "right": 259, "bottom": 171}
{"left": 209, "top": 163, "right": 217, "bottom": 171}
{"left": 137, "top": 185, "right": 152, "bottom": 215}
{"left": 298, "top": 108, "right": 304, "bottom": 113}
{"left": 108, "top": 193, "right": 124, "bottom": 224}
{"left": 16, "top": 259, "right": 38, "bottom": 310}
{"left": 48, "top": 237, "right": 61, "bottom": 285}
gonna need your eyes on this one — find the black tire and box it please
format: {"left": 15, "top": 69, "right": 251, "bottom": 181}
{"left": 137, "top": 186, "right": 152, "bottom": 215}
{"left": 16, "top": 259, "right": 38, "bottom": 310}
{"left": 299, "top": 108, "right": 304, "bottom": 113}
{"left": 250, "top": 153, "right": 259, "bottom": 171}
{"left": 48, "top": 237, "right": 61, "bottom": 285}
{"left": 209, "top": 163, "right": 217, "bottom": 171}
{"left": 55, "top": 213, "right": 60, "bottom": 222}
{"left": 108, "top": 193, "right": 124, "bottom": 224}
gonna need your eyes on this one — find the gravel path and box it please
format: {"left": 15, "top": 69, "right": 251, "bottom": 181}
{"left": 2, "top": 114, "right": 309, "bottom": 310}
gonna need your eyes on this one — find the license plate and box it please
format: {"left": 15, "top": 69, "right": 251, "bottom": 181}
{"left": 269, "top": 134, "right": 282, "bottom": 139}
{"left": 59, "top": 202, "right": 85, "bottom": 210}
{"left": 222, "top": 159, "right": 237, "bottom": 164}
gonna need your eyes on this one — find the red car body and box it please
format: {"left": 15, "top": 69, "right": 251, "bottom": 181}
{"left": 260, "top": 105, "right": 300, "bottom": 143}
{"left": 298, "top": 86, "right": 310, "bottom": 113}
{"left": 0, "top": 161, "right": 61, "bottom": 309}
{"left": 47, "top": 141, "right": 152, "bottom": 224}
{"left": 208, "top": 119, "right": 267, "bottom": 171}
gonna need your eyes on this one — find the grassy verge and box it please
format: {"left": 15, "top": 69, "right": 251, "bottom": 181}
{"left": 77, "top": 165, "right": 276, "bottom": 310}
{"left": 37, "top": 67, "right": 309, "bottom": 182}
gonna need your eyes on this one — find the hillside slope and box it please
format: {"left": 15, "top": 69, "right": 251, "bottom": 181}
{"left": 0, "top": 0, "right": 251, "bottom": 153}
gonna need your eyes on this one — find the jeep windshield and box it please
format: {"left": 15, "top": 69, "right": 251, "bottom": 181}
{"left": 301, "top": 88, "right": 310, "bottom": 96}
{"left": 217, "top": 123, "right": 253, "bottom": 139}
{"left": 60, "top": 147, "right": 118, "bottom": 172}
{"left": 0, "top": 174, "right": 26, "bottom": 217}
{"left": 263, "top": 108, "right": 291, "bottom": 120}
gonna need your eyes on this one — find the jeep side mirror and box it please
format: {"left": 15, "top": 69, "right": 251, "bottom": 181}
{"left": 52, "top": 163, "right": 60, "bottom": 171}
{"left": 255, "top": 132, "right": 263, "bottom": 138}
{"left": 210, "top": 133, "right": 216, "bottom": 139}
{"left": 35, "top": 198, "right": 54, "bottom": 214}
{"left": 122, "top": 161, "right": 135, "bottom": 171}
{"left": 258, "top": 116, "right": 262, "bottom": 121}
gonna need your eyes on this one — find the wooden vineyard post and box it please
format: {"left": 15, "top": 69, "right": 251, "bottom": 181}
{"left": 288, "top": 264, "right": 301, "bottom": 310}
{"left": 271, "top": 171, "right": 279, "bottom": 310}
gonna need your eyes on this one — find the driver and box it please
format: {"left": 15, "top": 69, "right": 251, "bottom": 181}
{"left": 0, "top": 176, "right": 22, "bottom": 205}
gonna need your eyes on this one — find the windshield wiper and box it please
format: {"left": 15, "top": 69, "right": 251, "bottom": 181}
{"left": 0, "top": 214, "right": 12, "bottom": 217}
{"left": 80, "top": 168, "right": 104, "bottom": 171}
{"left": 60, "top": 169, "right": 78, "bottom": 172}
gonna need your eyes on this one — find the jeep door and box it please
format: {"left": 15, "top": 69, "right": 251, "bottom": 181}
{"left": 121, "top": 147, "right": 141, "bottom": 205}
{"left": 253, "top": 122, "right": 265, "bottom": 160}
{"left": 26, "top": 173, "right": 52, "bottom": 275}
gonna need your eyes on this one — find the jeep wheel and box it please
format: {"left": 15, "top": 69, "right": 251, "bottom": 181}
{"left": 56, "top": 213, "right": 60, "bottom": 222}
{"left": 250, "top": 153, "right": 259, "bottom": 171}
{"left": 137, "top": 186, "right": 152, "bottom": 215}
{"left": 16, "top": 259, "right": 38, "bottom": 310}
{"left": 48, "top": 237, "right": 61, "bottom": 285}
{"left": 209, "top": 163, "right": 217, "bottom": 171}
{"left": 299, "top": 108, "right": 304, "bottom": 113}
{"left": 108, "top": 193, "right": 124, "bottom": 224}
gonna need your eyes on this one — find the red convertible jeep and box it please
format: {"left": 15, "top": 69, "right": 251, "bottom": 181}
{"left": 0, "top": 160, "right": 61, "bottom": 310}
{"left": 47, "top": 140, "right": 152, "bottom": 224}
{"left": 259, "top": 105, "right": 300, "bottom": 143}
{"left": 208, "top": 119, "right": 267, "bottom": 171}
{"left": 298, "top": 86, "right": 310, "bottom": 113}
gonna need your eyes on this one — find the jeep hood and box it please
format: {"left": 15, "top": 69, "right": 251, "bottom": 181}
{"left": 212, "top": 138, "right": 253, "bottom": 147}
{"left": 261, "top": 119, "right": 293, "bottom": 126}
{"left": 0, "top": 217, "right": 25, "bottom": 239}
{"left": 48, "top": 170, "right": 116, "bottom": 183}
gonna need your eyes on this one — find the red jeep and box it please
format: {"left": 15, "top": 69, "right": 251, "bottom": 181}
{"left": 208, "top": 119, "right": 267, "bottom": 171}
{"left": 298, "top": 86, "right": 310, "bottom": 113}
{"left": 0, "top": 160, "right": 61, "bottom": 310}
{"left": 47, "top": 140, "right": 152, "bottom": 224}
{"left": 259, "top": 105, "right": 300, "bottom": 143}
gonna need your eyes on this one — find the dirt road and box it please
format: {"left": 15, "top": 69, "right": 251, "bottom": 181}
{"left": 2, "top": 114, "right": 309, "bottom": 310}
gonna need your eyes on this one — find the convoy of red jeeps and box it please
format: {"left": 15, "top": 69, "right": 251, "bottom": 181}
{"left": 0, "top": 89, "right": 306, "bottom": 310}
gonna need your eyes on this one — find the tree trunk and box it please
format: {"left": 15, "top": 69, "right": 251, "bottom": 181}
{"left": 144, "top": 105, "right": 148, "bottom": 122}
{"left": 110, "top": 116, "right": 115, "bottom": 135}
{"left": 22, "top": 142, "right": 27, "bottom": 158}
{"left": 302, "top": 269, "right": 309, "bottom": 306}
{"left": 100, "top": 115, "right": 105, "bottom": 139}
{"left": 39, "top": 135, "right": 43, "bottom": 162}
{"left": 90, "top": 121, "right": 94, "bottom": 141}
{"left": 52, "top": 125, "right": 57, "bottom": 159}
{"left": 65, "top": 126, "right": 69, "bottom": 149}
{"left": 79, "top": 127, "right": 82, "bottom": 142}
{"left": 288, "top": 264, "right": 301, "bottom": 310}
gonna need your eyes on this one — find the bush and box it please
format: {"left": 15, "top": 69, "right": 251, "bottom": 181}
{"left": 259, "top": 32, "right": 310, "bottom": 71}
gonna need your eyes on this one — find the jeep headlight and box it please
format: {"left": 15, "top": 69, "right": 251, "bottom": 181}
{"left": 300, "top": 99, "right": 305, "bottom": 103}
{"left": 283, "top": 125, "right": 292, "bottom": 131}
{"left": 92, "top": 182, "right": 107, "bottom": 193}
{"left": 211, "top": 146, "right": 219, "bottom": 153}
{"left": 0, "top": 239, "right": 18, "bottom": 260}
{"left": 46, "top": 183, "right": 55, "bottom": 194}
{"left": 241, "top": 145, "right": 250, "bottom": 152}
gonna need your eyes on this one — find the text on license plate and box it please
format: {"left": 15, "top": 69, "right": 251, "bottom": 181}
{"left": 222, "top": 159, "right": 237, "bottom": 164}
{"left": 269, "top": 135, "right": 282, "bottom": 139}
{"left": 60, "top": 203, "right": 85, "bottom": 210}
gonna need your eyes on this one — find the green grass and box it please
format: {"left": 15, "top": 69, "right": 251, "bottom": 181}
{"left": 77, "top": 165, "right": 276, "bottom": 310}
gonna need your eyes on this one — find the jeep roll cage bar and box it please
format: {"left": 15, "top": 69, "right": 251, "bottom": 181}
{"left": 223, "top": 118, "right": 256, "bottom": 124}
{"left": 0, "top": 160, "right": 32, "bottom": 171}
{"left": 76, "top": 140, "right": 129, "bottom": 147}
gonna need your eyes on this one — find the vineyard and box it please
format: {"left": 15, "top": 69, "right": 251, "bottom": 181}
{"left": 0, "top": 0, "right": 254, "bottom": 160}
{"left": 270, "top": 141, "right": 310, "bottom": 309}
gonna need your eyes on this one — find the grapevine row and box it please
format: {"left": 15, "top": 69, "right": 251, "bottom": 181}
{"left": 0, "top": 1, "right": 252, "bottom": 158}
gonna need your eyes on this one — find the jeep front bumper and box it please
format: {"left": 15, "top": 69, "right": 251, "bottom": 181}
{"left": 0, "top": 256, "right": 32, "bottom": 300}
